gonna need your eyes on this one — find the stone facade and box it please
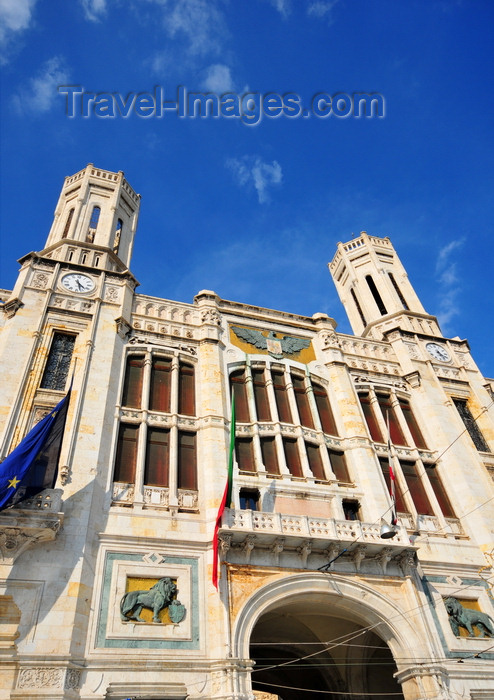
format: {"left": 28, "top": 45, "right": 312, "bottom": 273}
{"left": 0, "top": 165, "right": 493, "bottom": 699}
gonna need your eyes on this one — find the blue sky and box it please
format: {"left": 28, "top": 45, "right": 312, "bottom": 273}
{"left": 1, "top": 0, "right": 493, "bottom": 375}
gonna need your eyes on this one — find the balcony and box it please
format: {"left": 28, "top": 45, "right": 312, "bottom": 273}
{"left": 0, "top": 489, "right": 64, "bottom": 564}
{"left": 219, "top": 508, "right": 417, "bottom": 575}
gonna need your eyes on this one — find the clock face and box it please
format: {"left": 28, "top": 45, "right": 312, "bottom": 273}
{"left": 426, "top": 342, "right": 450, "bottom": 362}
{"left": 61, "top": 273, "right": 95, "bottom": 294}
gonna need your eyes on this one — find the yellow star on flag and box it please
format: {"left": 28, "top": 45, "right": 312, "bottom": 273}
{"left": 7, "top": 476, "right": 20, "bottom": 489}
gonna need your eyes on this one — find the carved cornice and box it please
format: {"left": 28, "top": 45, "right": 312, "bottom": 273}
{"left": 0, "top": 298, "right": 23, "bottom": 319}
{"left": 0, "top": 490, "right": 63, "bottom": 564}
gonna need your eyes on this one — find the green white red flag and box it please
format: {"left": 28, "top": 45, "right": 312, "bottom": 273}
{"left": 212, "top": 393, "right": 236, "bottom": 589}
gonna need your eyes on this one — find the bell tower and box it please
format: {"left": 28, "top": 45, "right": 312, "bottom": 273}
{"left": 329, "top": 232, "right": 442, "bottom": 340}
{"left": 42, "top": 164, "right": 140, "bottom": 272}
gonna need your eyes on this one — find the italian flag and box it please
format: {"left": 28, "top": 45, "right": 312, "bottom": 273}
{"left": 212, "top": 393, "right": 236, "bottom": 589}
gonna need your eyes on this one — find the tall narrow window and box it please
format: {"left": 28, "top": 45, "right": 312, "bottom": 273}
{"left": 292, "top": 375, "right": 314, "bottom": 429}
{"left": 376, "top": 394, "right": 407, "bottom": 446}
{"left": 359, "top": 393, "right": 384, "bottom": 442}
{"left": 272, "top": 370, "right": 292, "bottom": 423}
{"left": 236, "top": 438, "right": 255, "bottom": 472}
{"left": 178, "top": 362, "right": 195, "bottom": 416}
{"left": 114, "top": 424, "right": 138, "bottom": 483}
{"left": 283, "top": 438, "right": 303, "bottom": 477}
{"left": 122, "top": 355, "right": 144, "bottom": 408}
{"left": 40, "top": 333, "right": 75, "bottom": 390}
{"left": 87, "top": 205, "right": 100, "bottom": 242}
{"left": 401, "top": 461, "right": 433, "bottom": 516}
{"left": 306, "top": 443, "right": 325, "bottom": 480}
{"left": 260, "top": 436, "right": 279, "bottom": 475}
{"left": 252, "top": 368, "right": 271, "bottom": 421}
{"left": 351, "top": 288, "right": 367, "bottom": 327}
{"left": 313, "top": 382, "right": 337, "bottom": 435}
{"left": 388, "top": 272, "right": 409, "bottom": 310}
{"left": 399, "top": 398, "right": 427, "bottom": 448}
{"left": 144, "top": 428, "right": 170, "bottom": 486}
{"left": 453, "top": 399, "right": 490, "bottom": 452}
{"left": 426, "top": 466, "right": 455, "bottom": 518}
{"left": 113, "top": 218, "right": 123, "bottom": 254}
{"left": 150, "top": 358, "right": 172, "bottom": 412}
{"left": 62, "top": 208, "right": 74, "bottom": 238}
{"left": 178, "top": 431, "right": 197, "bottom": 489}
{"left": 230, "top": 369, "right": 250, "bottom": 422}
{"left": 366, "top": 275, "right": 387, "bottom": 315}
{"left": 329, "top": 450, "right": 350, "bottom": 483}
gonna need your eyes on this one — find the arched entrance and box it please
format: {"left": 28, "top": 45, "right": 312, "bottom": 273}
{"left": 233, "top": 574, "right": 431, "bottom": 700}
{"left": 249, "top": 606, "right": 403, "bottom": 699}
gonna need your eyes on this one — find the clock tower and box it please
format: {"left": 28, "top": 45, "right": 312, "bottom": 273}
{"left": 329, "top": 231, "right": 443, "bottom": 340}
{"left": 0, "top": 165, "right": 141, "bottom": 460}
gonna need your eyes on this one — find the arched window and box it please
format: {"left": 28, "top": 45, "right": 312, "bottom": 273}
{"left": 113, "top": 218, "right": 123, "bottom": 254}
{"left": 86, "top": 205, "right": 100, "bottom": 242}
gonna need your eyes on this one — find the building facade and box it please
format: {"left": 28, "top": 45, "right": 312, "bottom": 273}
{"left": 0, "top": 164, "right": 493, "bottom": 700}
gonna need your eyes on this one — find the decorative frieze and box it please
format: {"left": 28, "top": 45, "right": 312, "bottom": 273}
{"left": 16, "top": 667, "right": 81, "bottom": 690}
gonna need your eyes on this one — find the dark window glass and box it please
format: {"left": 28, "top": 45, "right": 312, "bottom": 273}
{"left": 343, "top": 500, "right": 360, "bottom": 521}
{"left": 252, "top": 368, "right": 271, "bottom": 421}
{"left": 283, "top": 438, "right": 303, "bottom": 477}
{"left": 178, "top": 431, "right": 197, "bottom": 489}
{"left": 426, "top": 466, "right": 455, "bottom": 518}
{"left": 399, "top": 398, "right": 427, "bottom": 448}
{"left": 239, "top": 488, "right": 260, "bottom": 510}
{"left": 122, "top": 355, "right": 144, "bottom": 408}
{"left": 230, "top": 369, "right": 250, "bottom": 422}
{"left": 236, "top": 438, "right": 255, "bottom": 472}
{"left": 178, "top": 362, "right": 195, "bottom": 416}
{"left": 114, "top": 423, "right": 138, "bottom": 483}
{"left": 379, "top": 457, "right": 406, "bottom": 513}
{"left": 313, "top": 382, "right": 337, "bottom": 435}
{"left": 272, "top": 370, "right": 292, "bottom": 423}
{"left": 292, "top": 374, "right": 314, "bottom": 429}
{"left": 62, "top": 208, "right": 74, "bottom": 237}
{"left": 306, "top": 443, "right": 325, "bottom": 480}
{"left": 401, "top": 461, "right": 433, "bottom": 515}
{"left": 453, "top": 399, "right": 490, "bottom": 452}
{"left": 376, "top": 394, "right": 407, "bottom": 446}
{"left": 366, "top": 274, "right": 387, "bottom": 315}
{"left": 40, "top": 333, "right": 75, "bottom": 391}
{"left": 150, "top": 357, "right": 172, "bottom": 412}
{"left": 260, "top": 436, "right": 279, "bottom": 475}
{"left": 359, "top": 393, "right": 384, "bottom": 442}
{"left": 329, "top": 450, "right": 350, "bottom": 483}
{"left": 144, "top": 427, "right": 169, "bottom": 487}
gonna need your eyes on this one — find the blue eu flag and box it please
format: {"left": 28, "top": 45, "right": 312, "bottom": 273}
{"left": 0, "top": 390, "right": 71, "bottom": 511}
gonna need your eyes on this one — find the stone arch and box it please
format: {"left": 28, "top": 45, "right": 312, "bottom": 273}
{"left": 232, "top": 572, "right": 434, "bottom": 699}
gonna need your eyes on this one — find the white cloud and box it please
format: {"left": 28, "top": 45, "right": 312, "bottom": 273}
{"left": 226, "top": 156, "right": 283, "bottom": 204}
{"left": 266, "top": 0, "right": 291, "bottom": 18}
{"left": 435, "top": 238, "right": 465, "bottom": 330}
{"left": 307, "top": 1, "right": 339, "bottom": 24}
{"left": 13, "top": 56, "right": 70, "bottom": 114}
{"left": 0, "top": 0, "right": 37, "bottom": 62}
{"left": 80, "top": 0, "right": 107, "bottom": 22}
{"left": 161, "top": 0, "right": 226, "bottom": 57}
{"left": 201, "top": 64, "right": 235, "bottom": 93}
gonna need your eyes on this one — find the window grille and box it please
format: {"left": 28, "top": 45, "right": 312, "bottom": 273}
{"left": 453, "top": 399, "right": 490, "bottom": 452}
{"left": 40, "top": 333, "right": 75, "bottom": 391}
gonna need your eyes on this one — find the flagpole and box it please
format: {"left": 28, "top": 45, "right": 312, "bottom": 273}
{"left": 386, "top": 411, "right": 398, "bottom": 526}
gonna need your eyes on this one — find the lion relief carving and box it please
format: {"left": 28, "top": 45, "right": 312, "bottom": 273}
{"left": 444, "top": 597, "right": 494, "bottom": 638}
{"left": 120, "top": 577, "right": 185, "bottom": 624}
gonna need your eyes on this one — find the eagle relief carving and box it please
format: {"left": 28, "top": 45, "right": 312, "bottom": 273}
{"left": 231, "top": 326, "right": 311, "bottom": 360}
